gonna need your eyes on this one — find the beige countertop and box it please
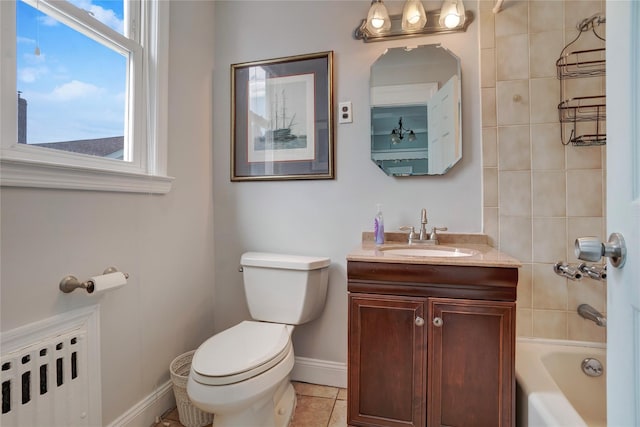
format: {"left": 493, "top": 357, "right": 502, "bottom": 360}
{"left": 347, "top": 232, "right": 522, "bottom": 268}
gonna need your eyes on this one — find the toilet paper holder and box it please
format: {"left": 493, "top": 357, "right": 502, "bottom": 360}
{"left": 59, "top": 267, "right": 129, "bottom": 294}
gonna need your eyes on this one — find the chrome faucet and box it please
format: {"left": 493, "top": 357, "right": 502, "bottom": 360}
{"left": 419, "top": 208, "right": 428, "bottom": 240}
{"left": 400, "top": 208, "right": 448, "bottom": 245}
{"left": 578, "top": 304, "right": 607, "bottom": 327}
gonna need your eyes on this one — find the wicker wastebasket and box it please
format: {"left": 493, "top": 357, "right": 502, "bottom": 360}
{"left": 169, "top": 350, "right": 214, "bottom": 427}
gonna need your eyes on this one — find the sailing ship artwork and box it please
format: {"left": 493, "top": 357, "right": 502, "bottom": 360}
{"left": 248, "top": 73, "right": 315, "bottom": 163}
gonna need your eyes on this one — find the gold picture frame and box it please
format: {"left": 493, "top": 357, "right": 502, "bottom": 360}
{"left": 231, "top": 51, "right": 334, "bottom": 181}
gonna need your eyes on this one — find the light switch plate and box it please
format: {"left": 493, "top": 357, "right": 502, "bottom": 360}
{"left": 338, "top": 101, "right": 353, "bottom": 124}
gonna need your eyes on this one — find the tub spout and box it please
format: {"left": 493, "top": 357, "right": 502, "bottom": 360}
{"left": 577, "top": 303, "right": 607, "bottom": 327}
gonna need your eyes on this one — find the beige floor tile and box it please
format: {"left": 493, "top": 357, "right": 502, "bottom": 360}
{"left": 289, "top": 395, "right": 334, "bottom": 427}
{"left": 156, "top": 383, "right": 345, "bottom": 427}
{"left": 328, "top": 399, "right": 348, "bottom": 427}
{"left": 293, "top": 381, "right": 339, "bottom": 399}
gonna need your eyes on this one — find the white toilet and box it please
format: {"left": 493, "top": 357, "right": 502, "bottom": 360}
{"left": 187, "top": 252, "right": 330, "bottom": 427}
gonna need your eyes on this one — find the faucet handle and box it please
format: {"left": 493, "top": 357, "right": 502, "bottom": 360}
{"left": 400, "top": 226, "right": 416, "bottom": 243}
{"left": 429, "top": 227, "right": 448, "bottom": 240}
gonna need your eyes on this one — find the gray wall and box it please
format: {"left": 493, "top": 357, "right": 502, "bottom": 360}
{"left": 211, "top": 1, "right": 483, "bottom": 364}
{"left": 0, "top": 1, "right": 216, "bottom": 424}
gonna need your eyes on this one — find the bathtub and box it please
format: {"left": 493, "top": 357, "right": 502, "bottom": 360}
{"left": 516, "top": 338, "right": 606, "bottom": 427}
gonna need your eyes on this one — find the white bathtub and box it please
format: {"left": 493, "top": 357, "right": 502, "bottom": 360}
{"left": 516, "top": 338, "right": 606, "bottom": 427}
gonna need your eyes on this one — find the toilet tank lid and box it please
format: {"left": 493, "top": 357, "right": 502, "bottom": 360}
{"left": 241, "top": 252, "right": 330, "bottom": 270}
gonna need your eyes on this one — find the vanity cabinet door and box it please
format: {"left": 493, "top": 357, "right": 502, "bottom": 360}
{"left": 427, "top": 298, "right": 515, "bottom": 427}
{"left": 348, "top": 294, "right": 427, "bottom": 427}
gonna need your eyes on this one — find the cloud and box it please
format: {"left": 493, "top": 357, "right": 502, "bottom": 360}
{"left": 17, "top": 36, "right": 36, "bottom": 45}
{"left": 18, "top": 66, "right": 49, "bottom": 83}
{"left": 38, "top": 15, "right": 59, "bottom": 27}
{"left": 48, "top": 80, "right": 105, "bottom": 101}
{"left": 69, "top": 0, "right": 124, "bottom": 33}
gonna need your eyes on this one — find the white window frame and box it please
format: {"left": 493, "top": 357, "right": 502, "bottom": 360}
{"left": 0, "top": 0, "right": 172, "bottom": 193}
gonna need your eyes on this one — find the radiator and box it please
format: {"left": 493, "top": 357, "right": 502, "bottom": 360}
{"left": 1, "top": 306, "right": 101, "bottom": 427}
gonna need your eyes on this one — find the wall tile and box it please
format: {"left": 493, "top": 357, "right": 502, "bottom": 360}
{"left": 481, "top": 0, "right": 606, "bottom": 341}
{"left": 531, "top": 78, "right": 560, "bottom": 124}
{"left": 497, "top": 80, "right": 530, "bottom": 125}
{"left": 484, "top": 207, "right": 499, "bottom": 247}
{"left": 517, "top": 263, "right": 533, "bottom": 308}
{"left": 481, "top": 48, "right": 496, "bottom": 88}
{"left": 499, "top": 216, "right": 532, "bottom": 262}
{"left": 516, "top": 308, "right": 533, "bottom": 337}
{"left": 532, "top": 171, "right": 566, "bottom": 217}
{"left": 566, "top": 144, "right": 603, "bottom": 169}
{"left": 483, "top": 127, "right": 498, "bottom": 167}
{"left": 567, "top": 170, "right": 603, "bottom": 216}
{"left": 482, "top": 88, "right": 497, "bottom": 127}
{"left": 568, "top": 313, "right": 606, "bottom": 342}
{"left": 495, "top": 0, "right": 528, "bottom": 37}
{"left": 532, "top": 217, "right": 567, "bottom": 263}
{"left": 499, "top": 170, "right": 531, "bottom": 216}
{"left": 484, "top": 167, "right": 499, "bottom": 207}
{"left": 567, "top": 279, "right": 607, "bottom": 314}
{"left": 531, "top": 123, "right": 565, "bottom": 170}
{"left": 530, "top": 31, "right": 565, "bottom": 78}
{"left": 530, "top": 0, "right": 564, "bottom": 33}
{"left": 564, "top": 1, "right": 604, "bottom": 34}
{"left": 480, "top": 7, "right": 496, "bottom": 49}
{"left": 532, "top": 309, "right": 567, "bottom": 339}
{"left": 532, "top": 263, "right": 568, "bottom": 310}
{"left": 497, "top": 34, "right": 529, "bottom": 81}
{"left": 498, "top": 125, "right": 530, "bottom": 171}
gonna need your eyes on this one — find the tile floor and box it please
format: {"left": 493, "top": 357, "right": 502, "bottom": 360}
{"left": 154, "top": 382, "right": 347, "bottom": 427}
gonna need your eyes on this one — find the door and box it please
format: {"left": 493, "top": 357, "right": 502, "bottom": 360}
{"left": 348, "top": 294, "right": 426, "bottom": 427}
{"left": 606, "top": 1, "right": 640, "bottom": 425}
{"left": 428, "top": 298, "right": 515, "bottom": 427}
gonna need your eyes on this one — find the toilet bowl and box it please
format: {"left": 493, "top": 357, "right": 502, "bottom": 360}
{"left": 187, "top": 252, "right": 330, "bottom": 427}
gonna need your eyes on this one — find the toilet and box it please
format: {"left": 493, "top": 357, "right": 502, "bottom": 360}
{"left": 187, "top": 252, "right": 330, "bottom": 427}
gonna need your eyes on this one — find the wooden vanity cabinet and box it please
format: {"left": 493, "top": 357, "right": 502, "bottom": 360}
{"left": 347, "top": 261, "right": 518, "bottom": 427}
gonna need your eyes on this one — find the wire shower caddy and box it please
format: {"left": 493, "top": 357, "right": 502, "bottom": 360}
{"left": 556, "top": 14, "right": 606, "bottom": 146}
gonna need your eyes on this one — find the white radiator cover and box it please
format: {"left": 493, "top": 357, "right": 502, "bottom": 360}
{"left": 1, "top": 305, "right": 101, "bottom": 427}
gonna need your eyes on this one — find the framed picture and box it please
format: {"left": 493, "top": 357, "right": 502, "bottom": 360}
{"left": 231, "top": 51, "right": 334, "bottom": 181}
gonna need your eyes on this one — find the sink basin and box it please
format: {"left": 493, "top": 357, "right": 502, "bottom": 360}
{"left": 380, "top": 246, "right": 479, "bottom": 258}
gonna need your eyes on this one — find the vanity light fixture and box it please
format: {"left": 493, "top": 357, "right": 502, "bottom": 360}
{"left": 390, "top": 117, "right": 416, "bottom": 144}
{"left": 439, "top": 0, "right": 466, "bottom": 29}
{"left": 365, "top": 0, "right": 392, "bottom": 34}
{"left": 402, "top": 0, "right": 427, "bottom": 31}
{"left": 355, "top": 0, "right": 473, "bottom": 42}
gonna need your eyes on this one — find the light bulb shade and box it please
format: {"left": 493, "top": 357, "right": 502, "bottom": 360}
{"left": 366, "top": 0, "right": 391, "bottom": 33}
{"left": 402, "top": 0, "right": 427, "bottom": 31}
{"left": 439, "top": 0, "right": 466, "bottom": 29}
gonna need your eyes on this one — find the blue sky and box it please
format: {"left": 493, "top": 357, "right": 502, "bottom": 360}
{"left": 16, "top": 0, "right": 126, "bottom": 144}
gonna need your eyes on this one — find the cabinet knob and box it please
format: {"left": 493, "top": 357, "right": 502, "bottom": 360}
{"left": 415, "top": 316, "right": 425, "bottom": 326}
{"left": 433, "top": 317, "right": 443, "bottom": 327}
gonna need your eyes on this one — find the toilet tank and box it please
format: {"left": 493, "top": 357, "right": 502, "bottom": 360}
{"left": 240, "top": 252, "right": 330, "bottom": 325}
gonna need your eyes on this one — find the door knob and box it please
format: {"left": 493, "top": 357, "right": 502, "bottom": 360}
{"left": 415, "top": 316, "right": 425, "bottom": 326}
{"left": 433, "top": 317, "right": 443, "bottom": 327}
{"left": 575, "top": 232, "right": 626, "bottom": 268}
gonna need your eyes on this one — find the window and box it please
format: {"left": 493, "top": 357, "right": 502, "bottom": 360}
{"left": 0, "top": 0, "right": 172, "bottom": 193}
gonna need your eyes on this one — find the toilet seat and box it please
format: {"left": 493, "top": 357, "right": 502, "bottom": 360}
{"left": 191, "top": 321, "right": 292, "bottom": 386}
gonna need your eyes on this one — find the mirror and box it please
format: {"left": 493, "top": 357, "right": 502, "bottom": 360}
{"left": 370, "top": 44, "right": 462, "bottom": 176}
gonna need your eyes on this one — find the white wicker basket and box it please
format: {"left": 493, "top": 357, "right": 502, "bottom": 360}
{"left": 170, "top": 350, "right": 214, "bottom": 427}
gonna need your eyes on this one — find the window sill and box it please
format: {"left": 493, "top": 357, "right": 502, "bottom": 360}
{"left": 0, "top": 158, "right": 174, "bottom": 194}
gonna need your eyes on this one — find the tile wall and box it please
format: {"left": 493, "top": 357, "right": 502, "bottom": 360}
{"left": 479, "top": 0, "right": 607, "bottom": 341}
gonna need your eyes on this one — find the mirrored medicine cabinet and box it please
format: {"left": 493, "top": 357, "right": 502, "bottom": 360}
{"left": 370, "top": 44, "right": 462, "bottom": 176}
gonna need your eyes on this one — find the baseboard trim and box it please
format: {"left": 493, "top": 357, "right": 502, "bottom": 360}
{"left": 291, "top": 356, "right": 347, "bottom": 389}
{"left": 106, "top": 380, "right": 174, "bottom": 427}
